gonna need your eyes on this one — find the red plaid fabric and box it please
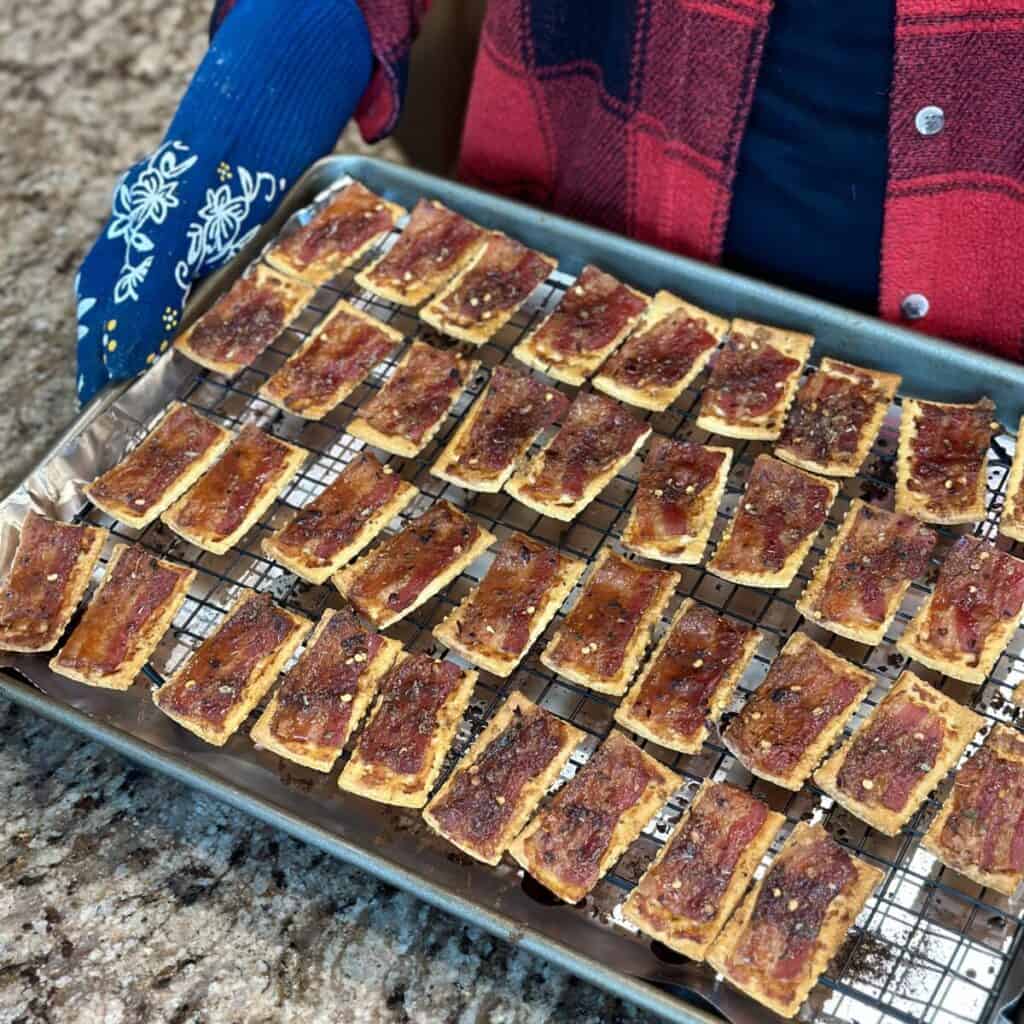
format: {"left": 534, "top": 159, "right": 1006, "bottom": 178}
{"left": 354, "top": 0, "right": 1024, "bottom": 362}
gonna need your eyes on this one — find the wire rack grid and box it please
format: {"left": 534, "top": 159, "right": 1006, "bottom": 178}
{"left": 70, "top": 212, "right": 1024, "bottom": 1024}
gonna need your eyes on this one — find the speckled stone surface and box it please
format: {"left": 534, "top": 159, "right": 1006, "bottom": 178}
{"left": 0, "top": 4, "right": 653, "bottom": 1022}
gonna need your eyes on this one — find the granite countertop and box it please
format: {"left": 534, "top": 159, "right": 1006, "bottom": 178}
{"left": 0, "top": 4, "right": 651, "bottom": 1021}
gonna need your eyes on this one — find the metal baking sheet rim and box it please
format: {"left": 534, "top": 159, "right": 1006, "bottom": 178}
{"left": 1, "top": 154, "right": 1023, "bottom": 1024}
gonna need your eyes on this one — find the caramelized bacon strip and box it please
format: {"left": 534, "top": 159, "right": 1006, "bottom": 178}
{"left": 432, "top": 366, "right": 569, "bottom": 491}
{"left": 263, "top": 452, "right": 416, "bottom": 584}
{"left": 615, "top": 599, "right": 759, "bottom": 754}
{"left": 815, "top": 671, "right": 982, "bottom": 835}
{"left": 897, "top": 397, "right": 996, "bottom": 524}
{"left": 348, "top": 341, "right": 477, "bottom": 457}
{"left": 423, "top": 693, "right": 583, "bottom": 864}
{"left": 338, "top": 653, "right": 477, "bottom": 807}
{"left": 335, "top": 501, "right": 494, "bottom": 627}
{"left": 0, "top": 513, "right": 106, "bottom": 653}
{"left": 898, "top": 536, "right": 1024, "bottom": 685}
{"left": 1001, "top": 414, "right": 1024, "bottom": 543}
{"left": 260, "top": 301, "right": 401, "bottom": 419}
{"left": 623, "top": 782, "right": 783, "bottom": 960}
{"left": 507, "top": 391, "right": 650, "bottom": 521}
{"left": 266, "top": 181, "right": 403, "bottom": 284}
{"left": 723, "top": 633, "right": 873, "bottom": 790}
{"left": 433, "top": 532, "right": 585, "bottom": 677}
{"left": 706, "top": 822, "right": 882, "bottom": 1019}
{"left": 541, "top": 549, "right": 678, "bottom": 695}
{"left": 797, "top": 500, "right": 936, "bottom": 645}
{"left": 355, "top": 198, "right": 486, "bottom": 305}
{"left": 250, "top": 608, "right": 400, "bottom": 772}
{"left": 622, "top": 437, "right": 730, "bottom": 564}
{"left": 776, "top": 358, "right": 899, "bottom": 476}
{"left": 153, "top": 591, "right": 311, "bottom": 746}
{"left": 594, "top": 291, "right": 726, "bottom": 409}
{"left": 514, "top": 264, "right": 648, "bottom": 384}
{"left": 51, "top": 545, "right": 193, "bottom": 690}
{"left": 709, "top": 455, "right": 837, "bottom": 587}
{"left": 509, "top": 731, "right": 679, "bottom": 903}
{"left": 696, "top": 320, "right": 812, "bottom": 439}
{"left": 85, "top": 404, "right": 232, "bottom": 527}
{"left": 163, "top": 425, "right": 306, "bottom": 554}
{"left": 421, "top": 233, "right": 555, "bottom": 343}
{"left": 174, "top": 266, "right": 314, "bottom": 375}
{"left": 924, "top": 724, "right": 1024, "bottom": 895}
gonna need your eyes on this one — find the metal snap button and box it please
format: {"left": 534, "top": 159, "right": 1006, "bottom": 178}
{"left": 915, "top": 106, "right": 945, "bottom": 136}
{"left": 901, "top": 293, "right": 930, "bottom": 320}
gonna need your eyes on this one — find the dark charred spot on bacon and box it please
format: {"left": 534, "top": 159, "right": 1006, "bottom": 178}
{"left": 715, "top": 458, "right": 831, "bottom": 574}
{"left": 836, "top": 694, "right": 945, "bottom": 812}
{"left": 159, "top": 594, "right": 295, "bottom": 728}
{"left": 907, "top": 399, "right": 994, "bottom": 511}
{"left": 370, "top": 199, "right": 483, "bottom": 286}
{"left": 604, "top": 311, "right": 716, "bottom": 388}
{"left": 172, "top": 426, "right": 291, "bottom": 539}
{"left": 631, "top": 605, "right": 750, "bottom": 743}
{"left": 269, "top": 316, "right": 393, "bottom": 413}
{"left": 633, "top": 439, "right": 726, "bottom": 543}
{"left": 817, "top": 506, "right": 936, "bottom": 627}
{"left": 525, "top": 734, "right": 655, "bottom": 891}
{"left": 57, "top": 547, "right": 183, "bottom": 675}
{"left": 429, "top": 707, "right": 566, "bottom": 856}
{"left": 349, "top": 503, "right": 479, "bottom": 616}
{"left": 938, "top": 730, "right": 1024, "bottom": 875}
{"left": 729, "top": 835, "right": 856, "bottom": 986}
{"left": 0, "top": 514, "right": 94, "bottom": 646}
{"left": 360, "top": 344, "right": 468, "bottom": 443}
{"left": 705, "top": 334, "right": 799, "bottom": 421}
{"left": 924, "top": 537, "right": 1024, "bottom": 662}
{"left": 355, "top": 655, "right": 464, "bottom": 776}
{"left": 536, "top": 265, "right": 646, "bottom": 355}
{"left": 274, "top": 454, "right": 401, "bottom": 567}
{"left": 270, "top": 610, "right": 382, "bottom": 748}
{"left": 454, "top": 367, "right": 568, "bottom": 476}
{"left": 727, "top": 642, "right": 865, "bottom": 778}
{"left": 89, "top": 406, "right": 225, "bottom": 513}
{"left": 187, "top": 284, "right": 287, "bottom": 364}
{"left": 458, "top": 534, "right": 561, "bottom": 657}
{"left": 779, "top": 369, "right": 881, "bottom": 463}
{"left": 523, "top": 392, "right": 647, "bottom": 502}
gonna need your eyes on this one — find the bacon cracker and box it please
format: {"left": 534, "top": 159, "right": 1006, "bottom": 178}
{"left": 265, "top": 180, "right": 404, "bottom": 285}
{"left": 85, "top": 403, "right": 232, "bottom": 528}
{"left": 509, "top": 730, "right": 679, "bottom": 903}
{"left": 0, "top": 513, "right": 106, "bottom": 653}
{"left": 615, "top": 599, "right": 760, "bottom": 754}
{"left": 513, "top": 264, "right": 648, "bottom": 385}
{"left": 338, "top": 653, "right": 477, "bottom": 808}
{"left": 896, "top": 397, "right": 996, "bottom": 524}
{"left": 622, "top": 781, "right": 784, "bottom": 960}
{"left": 250, "top": 608, "right": 402, "bottom": 772}
{"left": 593, "top": 291, "right": 727, "bottom": 410}
{"left": 423, "top": 692, "right": 583, "bottom": 864}
{"left": 174, "top": 265, "right": 314, "bottom": 376}
{"left": 433, "top": 532, "right": 585, "bottom": 677}
{"left": 50, "top": 544, "right": 194, "bottom": 690}
{"left": 723, "top": 632, "right": 874, "bottom": 790}
{"left": 334, "top": 501, "right": 495, "bottom": 628}
{"left": 354, "top": 198, "right": 487, "bottom": 305}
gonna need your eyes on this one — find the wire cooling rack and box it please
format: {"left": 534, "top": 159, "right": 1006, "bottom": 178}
{"left": 69, "top": 210, "right": 1024, "bottom": 1024}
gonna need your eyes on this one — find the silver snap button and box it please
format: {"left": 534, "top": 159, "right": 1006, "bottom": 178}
{"left": 915, "top": 105, "right": 944, "bottom": 136}
{"left": 901, "top": 293, "right": 930, "bottom": 320}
